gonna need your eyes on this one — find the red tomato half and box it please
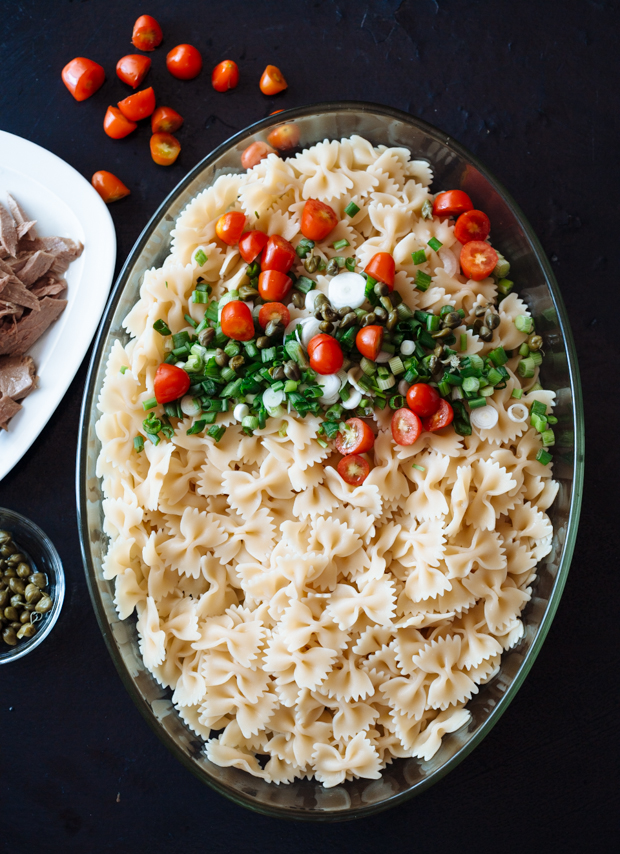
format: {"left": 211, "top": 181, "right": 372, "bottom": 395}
{"left": 132, "top": 15, "right": 163, "bottom": 51}
{"left": 91, "top": 171, "right": 130, "bottom": 203}
{"left": 267, "top": 123, "right": 300, "bottom": 151}
{"left": 258, "top": 270, "right": 291, "bottom": 301}
{"left": 154, "top": 363, "right": 190, "bottom": 404}
{"left": 259, "top": 65, "right": 287, "bottom": 95}
{"left": 454, "top": 210, "right": 491, "bottom": 245}
{"left": 116, "top": 54, "right": 151, "bottom": 89}
{"left": 258, "top": 302, "right": 290, "bottom": 330}
{"left": 364, "top": 252, "right": 395, "bottom": 290}
{"left": 432, "top": 190, "right": 474, "bottom": 218}
{"left": 307, "top": 334, "right": 344, "bottom": 375}
{"left": 300, "top": 199, "right": 338, "bottom": 241}
{"left": 335, "top": 418, "right": 375, "bottom": 455}
{"left": 406, "top": 383, "right": 440, "bottom": 418}
{"left": 61, "top": 57, "right": 105, "bottom": 101}
{"left": 103, "top": 106, "right": 137, "bottom": 139}
{"left": 261, "top": 235, "right": 296, "bottom": 274}
{"left": 355, "top": 326, "right": 384, "bottom": 361}
{"left": 117, "top": 87, "right": 156, "bottom": 122}
{"left": 150, "top": 132, "right": 181, "bottom": 165}
{"left": 422, "top": 399, "right": 454, "bottom": 433}
{"left": 166, "top": 44, "right": 202, "bottom": 80}
{"left": 151, "top": 106, "right": 183, "bottom": 133}
{"left": 337, "top": 454, "right": 370, "bottom": 486}
{"left": 460, "top": 241, "right": 498, "bottom": 281}
{"left": 241, "top": 141, "right": 276, "bottom": 169}
{"left": 215, "top": 212, "right": 246, "bottom": 245}
{"left": 239, "top": 230, "right": 269, "bottom": 263}
{"left": 212, "top": 60, "right": 239, "bottom": 92}
{"left": 220, "top": 300, "right": 255, "bottom": 341}
{"left": 391, "top": 408, "right": 422, "bottom": 446}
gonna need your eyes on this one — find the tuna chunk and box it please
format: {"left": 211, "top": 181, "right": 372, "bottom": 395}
{"left": 0, "top": 280, "right": 40, "bottom": 311}
{"left": 0, "top": 297, "right": 67, "bottom": 355}
{"left": 0, "top": 202, "right": 17, "bottom": 257}
{"left": 0, "top": 393, "right": 22, "bottom": 430}
{"left": 15, "top": 250, "right": 55, "bottom": 287}
{"left": 0, "top": 354, "right": 37, "bottom": 400}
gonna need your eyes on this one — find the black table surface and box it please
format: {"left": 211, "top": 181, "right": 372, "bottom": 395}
{"left": 1, "top": 1, "right": 618, "bottom": 850}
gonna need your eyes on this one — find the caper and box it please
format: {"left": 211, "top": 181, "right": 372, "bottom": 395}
{"left": 320, "top": 305, "right": 338, "bottom": 322}
{"left": 528, "top": 334, "right": 543, "bottom": 351}
{"left": 24, "top": 603, "right": 36, "bottom": 612}
{"left": 20, "top": 610, "right": 31, "bottom": 624}
{"left": 379, "top": 296, "right": 393, "bottom": 313}
{"left": 270, "top": 365, "right": 286, "bottom": 381}
{"left": 238, "top": 284, "right": 259, "bottom": 301}
{"left": 374, "top": 306, "right": 388, "bottom": 322}
{"left": 2, "top": 627, "right": 17, "bottom": 646}
{"left": 0, "top": 531, "right": 11, "bottom": 545}
{"left": 17, "top": 623, "right": 36, "bottom": 640}
{"left": 214, "top": 349, "right": 229, "bottom": 367}
{"left": 35, "top": 595, "right": 53, "bottom": 614}
{"left": 390, "top": 291, "right": 403, "bottom": 307}
{"left": 431, "top": 327, "right": 453, "bottom": 339}
{"left": 304, "top": 254, "right": 320, "bottom": 273}
{"left": 256, "top": 336, "right": 270, "bottom": 349}
{"left": 4, "top": 606, "right": 19, "bottom": 622}
{"left": 339, "top": 312, "right": 358, "bottom": 330}
{"left": 0, "top": 589, "right": 9, "bottom": 609}
{"left": 291, "top": 291, "right": 306, "bottom": 309}
{"left": 197, "top": 327, "right": 215, "bottom": 347}
{"left": 478, "top": 325, "right": 493, "bottom": 342}
{"left": 265, "top": 319, "right": 284, "bottom": 338}
{"left": 7, "top": 553, "right": 24, "bottom": 566}
{"left": 314, "top": 292, "right": 328, "bottom": 307}
{"left": 4, "top": 566, "right": 16, "bottom": 578}
{"left": 326, "top": 258, "right": 339, "bottom": 276}
{"left": 362, "top": 312, "right": 376, "bottom": 327}
{"left": 8, "top": 578, "right": 25, "bottom": 596}
{"left": 474, "top": 304, "right": 487, "bottom": 317}
{"left": 336, "top": 305, "right": 352, "bottom": 318}
{"left": 283, "top": 361, "right": 301, "bottom": 381}
{"left": 10, "top": 595, "right": 24, "bottom": 610}
{"left": 319, "top": 321, "right": 334, "bottom": 333}
{"left": 485, "top": 310, "right": 500, "bottom": 330}
{"left": 386, "top": 310, "right": 399, "bottom": 332}
{"left": 30, "top": 573, "right": 47, "bottom": 589}
{"left": 434, "top": 343, "right": 445, "bottom": 358}
{"left": 373, "top": 281, "right": 389, "bottom": 297}
{"left": 16, "top": 563, "right": 31, "bottom": 578}
{"left": 0, "top": 544, "right": 13, "bottom": 558}
{"left": 442, "top": 311, "right": 462, "bottom": 329}
{"left": 229, "top": 355, "right": 245, "bottom": 371}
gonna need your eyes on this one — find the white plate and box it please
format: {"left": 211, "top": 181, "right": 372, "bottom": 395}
{"left": 0, "top": 130, "right": 116, "bottom": 481}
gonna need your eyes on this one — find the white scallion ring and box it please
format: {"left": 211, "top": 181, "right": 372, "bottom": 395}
{"left": 470, "top": 406, "right": 499, "bottom": 430}
{"left": 342, "top": 388, "right": 362, "bottom": 410}
{"left": 507, "top": 403, "right": 528, "bottom": 423}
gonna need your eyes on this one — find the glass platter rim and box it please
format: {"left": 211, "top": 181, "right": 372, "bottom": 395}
{"left": 76, "top": 100, "right": 584, "bottom": 820}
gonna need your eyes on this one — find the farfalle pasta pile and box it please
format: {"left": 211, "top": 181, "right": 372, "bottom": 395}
{"left": 96, "top": 136, "right": 557, "bottom": 787}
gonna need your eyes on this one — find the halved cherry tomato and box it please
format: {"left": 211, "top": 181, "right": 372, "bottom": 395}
{"left": 132, "top": 15, "right": 163, "bottom": 51}
{"left": 261, "top": 235, "right": 296, "bottom": 274}
{"left": 422, "top": 399, "right": 454, "bottom": 433}
{"left": 258, "top": 302, "right": 290, "bottom": 330}
{"left": 335, "top": 418, "right": 375, "bottom": 456}
{"left": 241, "top": 141, "right": 276, "bottom": 169}
{"left": 220, "top": 300, "right": 255, "bottom": 341}
{"left": 151, "top": 106, "right": 183, "bottom": 134}
{"left": 166, "top": 44, "right": 202, "bottom": 80}
{"left": 260, "top": 65, "right": 287, "bottom": 95}
{"left": 150, "top": 132, "right": 181, "bottom": 165}
{"left": 239, "top": 230, "right": 269, "bottom": 263}
{"left": 91, "top": 171, "right": 130, "bottom": 203}
{"left": 103, "top": 106, "right": 137, "bottom": 139}
{"left": 355, "top": 325, "right": 384, "bottom": 361}
{"left": 116, "top": 54, "right": 151, "bottom": 89}
{"left": 432, "top": 190, "right": 474, "bottom": 218}
{"left": 215, "top": 211, "right": 246, "bottom": 245}
{"left": 406, "top": 383, "right": 440, "bottom": 418}
{"left": 267, "top": 123, "right": 300, "bottom": 151}
{"left": 391, "top": 408, "right": 422, "bottom": 446}
{"left": 258, "top": 270, "right": 292, "bottom": 301}
{"left": 460, "top": 241, "right": 498, "bottom": 281}
{"left": 301, "top": 199, "right": 338, "bottom": 242}
{"left": 212, "top": 60, "right": 239, "bottom": 92}
{"left": 454, "top": 210, "right": 491, "bottom": 245}
{"left": 117, "top": 87, "right": 156, "bottom": 122}
{"left": 364, "top": 252, "right": 395, "bottom": 290}
{"left": 154, "top": 363, "right": 189, "bottom": 404}
{"left": 61, "top": 57, "right": 105, "bottom": 101}
{"left": 337, "top": 454, "right": 370, "bottom": 486}
{"left": 307, "top": 334, "right": 344, "bottom": 375}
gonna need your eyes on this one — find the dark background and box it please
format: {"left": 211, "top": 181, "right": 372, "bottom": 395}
{"left": 1, "top": 0, "right": 618, "bottom": 851}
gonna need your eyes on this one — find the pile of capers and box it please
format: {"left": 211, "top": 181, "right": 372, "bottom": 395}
{"left": 0, "top": 530, "right": 53, "bottom": 648}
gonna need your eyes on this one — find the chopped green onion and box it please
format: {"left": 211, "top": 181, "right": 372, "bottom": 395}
{"left": 279, "top": 422, "right": 288, "bottom": 437}
{"left": 488, "top": 347, "right": 508, "bottom": 367}
{"left": 377, "top": 374, "right": 396, "bottom": 391}
{"left": 242, "top": 415, "right": 259, "bottom": 433}
{"left": 153, "top": 319, "right": 171, "bottom": 336}
{"left": 142, "top": 397, "right": 158, "bottom": 411}
{"left": 145, "top": 432, "right": 160, "bottom": 446}
{"left": 425, "top": 314, "right": 439, "bottom": 333}
{"left": 389, "top": 394, "right": 406, "bottom": 409}
{"left": 459, "top": 333, "right": 468, "bottom": 352}
{"left": 389, "top": 356, "right": 405, "bottom": 375}
{"left": 519, "top": 342, "right": 530, "bottom": 357}
{"left": 186, "top": 419, "right": 208, "bottom": 435}
{"left": 283, "top": 380, "right": 298, "bottom": 393}
{"left": 547, "top": 414, "right": 558, "bottom": 425}
{"left": 463, "top": 376, "right": 480, "bottom": 394}
{"left": 244, "top": 341, "right": 258, "bottom": 359}
{"left": 192, "top": 290, "right": 209, "bottom": 304}
{"left": 322, "top": 421, "right": 340, "bottom": 439}
{"left": 334, "top": 256, "right": 346, "bottom": 268}
{"left": 295, "top": 275, "right": 315, "bottom": 294}
{"left": 220, "top": 366, "right": 236, "bottom": 383}
{"left": 364, "top": 276, "right": 379, "bottom": 305}
{"left": 531, "top": 413, "right": 548, "bottom": 433}
{"left": 480, "top": 386, "right": 495, "bottom": 397}
{"left": 261, "top": 347, "right": 276, "bottom": 363}
{"left": 185, "top": 354, "right": 203, "bottom": 373}
{"left": 511, "top": 388, "right": 523, "bottom": 399}
{"left": 438, "top": 380, "right": 451, "bottom": 397}
{"left": 412, "top": 249, "right": 426, "bottom": 265}
{"left": 194, "top": 249, "right": 207, "bottom": 266}
{"left": 200, "top": 412, "right": 217, "bottom": 425}
{"left": 381, "top": 341, "right": 396, "bottom": 354}
{"left": 296, "top": 237, "right": 315, "bottom": 258}
{"left": 536, "top": 448, "right": 553, "bottom": 465}
{"left": 421, "top": 200, "right": 433, "bottom": 219}
{"left": 207, "top": 425, "right": 226, "bottom": 442}
{"left": 493, "top": 253, "right": 511, "bottom": 279}
{"left": 531, "top": 400, "right": 548, "bottom": 417}
{"left": 518, "top": 358, "right": 536, "bottom": 378}
{"left": 412, "top": 463, "right": 426, "bottom": 472}
{"left": 468, "top": 396, "right": 487, "bottom": 409}
{"left": 415, "top": 270, "right": 432, "bottom": 292}
{"left": 452, "top": 400, "right": 472, "bottom": 436}
{"left": 427, "top": 237, "right": 442, "bottom": 252}
{"left": 333, "top": 239, "right": 350, "bottom": 251}
{"left": 396, "top": 303, "right": 414, "bottom": 320}
{"left": 315, "top": 437, "right": 328, "bottom": 448}
{"left": 339, "top": 384, "right": 350, "bottom": 402}
{"left": 487, "top": 367, "right": 504, "bottom": 386}
{"left": 541, "top": 428, "right": 555, "bottom": 447}
{"left": 184, "top": 314, "right": 197, "bottom": 329}
{"left": 133, "top": 435, "right": 144, "bottom": 453}
{"left": 344, "top": 201, "right": 360, "bottom": 217}
{"left": 497, "top": 278, "right": 514, "bottom": 295}
{"left": 443, "top": 372, "right": 463, "bottom": 386}
{"left": 360, "top": 357, "right": 376, "bottom": 376}
{"left": 224, "top": 340, "right": 241, "bottom": 358}
{"left": 529, "top": 350, "right": 543, "bottom": 367}
{"left": 222, "top": 378, "right": 243, "bottom": 398}
{"left": 515, "top": 315, "right": 535, "bottom": 334}
{"left": 345, "top": 257, "right": 356, "bottom": 272}
{"left": 120, "top": 365, "right": 128, "bottom": 374}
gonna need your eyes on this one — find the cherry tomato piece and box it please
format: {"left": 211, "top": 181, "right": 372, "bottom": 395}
{"left": 91, "top": 171, "right": 130, "bottom": 204}
{"left": 154, "top": 363, "right": 190, "bottom": 404}
{"left": 267, "top": 123, "right": 300, "bottom": 151}
{"left": 364, "top": 252, "right": 395, "bottom": 290}
{"left": 355, "top": 325, "right": 384, "bottom": 361}
{"left": 220, "top": 300, "right": 255, "bottom": 341}
{"left": 61, "top": 57, "right": 105, "bottom": 101}
{"left": 166, "top": 44, "right": 202, "bottom": 80}
{"left": 241, "top": 141, "right": 276, "bottom": 169}
{"left": 117, "top": 87, "right": 156, "bottom": 122}
{"left": 259, "top": 65, "right": 287, "bottom": 95}
{"left": 422, "top": 399, "right": 454, "bottom": 433}
{"left": 150, "top": 132, "right": 181, "bottom": 166}
{"left": 460, "top": 241, "right": 498, "bottom": 281}
{"left": 432, "top": 190, "right": 474, "bottom": 218}
{"left": 103, "top": 106, "right": 137, "bottom": 139}
{"left": 406, "top": 383, "right": 440, "bottom": 418}
{"left": 116, "top": 54, "right": 151, "bottom": 89}
{"left": 212, "top": 60, "right": 239, "bottom": 92}
{"left": 132, "top": 15, "right": 163, "bottom": 51}
{"left": 258, "top": 270, "right": 292, "bottom": 302}
{"left": 151, "top": 106, "right": 183, "bottom": 134}
{"left": 391, "top": 408, "right": 422, "bottom": 446}
{"left": 258, "top": 302, "right": 290, "bottom": 330}
{"left": 454, "top": 210, "right": 491, "bottom": 245}
{"left": 337, "top": 453, "right": 370, "bottom": 486}
{"left": 301, "top": 199, "right": 338, "bottom": 242}
{"left": 239, "top": 230, "right": 269, "bottom": 263}
{"left": 261, "top": 235, "right": 296, "bottom": 274}
{"left": 307, "top": 334, "right": 344, "bottom": 375}
{"left": 215, "top": 212, "right": 246, "bottom": 245}
{"left": 335, "top": 418, "right": 375, "bottom": 456}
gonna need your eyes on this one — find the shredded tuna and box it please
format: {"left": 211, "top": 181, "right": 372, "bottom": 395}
{"left": 0, "top": 394, "right": 22, "bottom": 430}
{"left": 0, "top": 354, "right": 37, "bottom": 400}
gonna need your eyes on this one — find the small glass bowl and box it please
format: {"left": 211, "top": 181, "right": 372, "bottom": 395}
{"left": 0, "top": 508, "right": 65, "bottom": 664}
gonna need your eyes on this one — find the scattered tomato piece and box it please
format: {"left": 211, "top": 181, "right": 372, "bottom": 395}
{"left": 258, "top": 302, "right": 290, "bottom": 330}
{"left": 454, "top": 209, "right": 491, "bottom": 244}
{"left": 151, "top": 106, "right": 183, "bottom": 134}
{"left": 406, "top": 383, "right": 440, "bottom": 418}
{"left": 267, "top": 123, "right": 300, "bottom": 151}
{"left": 241, "top": 141, "right": 276, "bottom": 169}
{"left": 116, "top": 54, "right": 151, "bottom": 89}
{"left": 307, "top": 334, "right": 344, "bottom": 375}
{"left": 132, "top": 15, "right": 163, "bottom": 51}
{"left": 338, "top": 454, "right": 370, "bottom": 486}
{"left": 166, "top": 44, "right": 202, "bottom": 80}
{"left": 117, "top": 86, "right": 156, "bottom": 122}
{"left": 260, "top": 64, "right": 287, "bottom": 95}
{"left": 391, "top": 408, "right": 422, "bottom": 446}
{"left": 335, "top": 418, "right": 375, "bottom": 456}
{"left": 91, "top": 171, "right": 130, "bottom": 203}
{"left": 239, "top": 230, "right": 269, "bottom": 263}
{"left": 103, "top": 106, "right": 137, "bottom": 139}
{"left": 150, "top": 132, "right": 181, "bottom": 165}
{"left": 432, "top": 190, "right": 473, "bottom": 218}
{"left": 301, "top": 199, "right": 338, "bottom": 241}
{"left": 355, "top": 326, "right": 384, "bottom": 361}
{"left": 261, "top": 235, "right": 296, "bottom": 274}
{"left": 460, "top": 240, "right": 498, "bottom": 281}
{"left": 364, "top": 252, "right": 395, "bottom": 290}
{"left": 215, "top": 211, "right": 246, "bottom": 245}
{"left": 270, "top": 110, "right": 284, "bottom": 115}
{"left": 61, "top": 57, "right": 105, "bottom": 101}
{"left": 258, "top": 270, "right": 292, "bottom": 302}
{"left": 220, "top": 300, "right": 255, "bottom": 341}
{"left": 212, "top": 60, "right": 239, "bottom": 92}
{"left": 154, "top": 363, "right": 189, "bottom": 404}
{"left": 422, "top": 399, "right": 454, "bottom": 432}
